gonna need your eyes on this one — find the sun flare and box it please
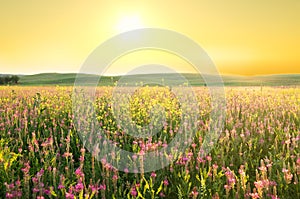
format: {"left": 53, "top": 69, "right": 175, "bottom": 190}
{"left": 116, "top": 15, "right": 144, "bottom": 33}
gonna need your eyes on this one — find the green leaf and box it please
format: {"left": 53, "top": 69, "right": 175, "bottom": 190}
{"left": 177, "top": 185, "right": 183, "bottom": 199}
{"left": 137, "top": 189, "right": 145, "bottom": 199}
{"left": 50, "top": 190, "right": 57, "bottom": 197}
{"left": 156, "top": 181, "right": 164, "bottom": 195}
{"left": 196, "top": 174, "right": 200, "bottom": 182}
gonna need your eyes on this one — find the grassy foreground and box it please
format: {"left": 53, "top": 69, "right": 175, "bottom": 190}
{"left": 0, "top": 86, "right": 299, "bottom": 198}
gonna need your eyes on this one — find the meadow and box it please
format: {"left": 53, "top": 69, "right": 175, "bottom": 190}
{"left": 0, "top": 86, "right": 299, "bottom": 198}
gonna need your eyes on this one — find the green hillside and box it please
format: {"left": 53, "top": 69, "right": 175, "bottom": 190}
{"left": 19, "top": 73, "right": 116, "bottom": 86}
{"left": 16, "top": 73, "right": 300, "bottom": 86}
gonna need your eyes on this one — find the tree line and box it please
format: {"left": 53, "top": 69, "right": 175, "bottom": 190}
{"left": 0, "top": 75, "right": 20, "bottom": 85}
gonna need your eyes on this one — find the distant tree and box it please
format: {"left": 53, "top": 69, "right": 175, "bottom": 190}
{"left": 0, "top": 75, "right": 20, "bottom": 85}
{"left": 11, "top": 75, "right": 20, "bottom": 84}
{"left": 4, "top": 76, "right": 11, "bottom": 84}
{"left": 0, "top": 77, "right": 4, "bottom": 85}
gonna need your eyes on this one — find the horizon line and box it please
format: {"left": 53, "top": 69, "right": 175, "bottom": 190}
{"left": 1, "top": 71, "right": 300, "bottom": 77}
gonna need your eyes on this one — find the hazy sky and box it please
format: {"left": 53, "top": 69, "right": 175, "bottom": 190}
{"left": 0, "top": 0, "right": 299, "bottom": 75}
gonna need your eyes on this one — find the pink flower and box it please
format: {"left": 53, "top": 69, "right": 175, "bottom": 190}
{"left": 269, "top": 181, "right": 277, "bottom": 186}
{"left": 32, "top": 177, "right": 38, "bottom": 184}
{"left": 130, "top": 187, "right": 137, "bottom": 197}
{"left": 75, "top": 181, "right": 84, "bottom": 192}
{"left": 15, "top": 180, "right": 21, "bottom": 187}
{"left": 89, "top": 184, "right": 99, "bottom": 193}
{"left": 5, "top": 192, "right": 14, "bottom": 199}
{"left": 162, "top": 143, "right": 168, "bottom": 148}
{"left": 238, "top": 168, "right": 245, "bottom": 175}
{"left": 258, "top": 166, "right": 267, "bottom": 172}
{"left": 58, "top": 184, "right": 65, "bottom": 189}
{"left": 270, "top": 195, "right": 280, "bottom": 199}
{"left": 32, "top": 188, "right": 39, "bottom": 193}
{"left": 132, "top": 154, "right": 137, "bottom": 160}
{"left": 37, "top": 168, "right": 44, "bottom": 177}
{"left": 296, "top": 158, "right": 300, "bottom": 165}
{"left": 163, "top": 179, "right": 169, "bottom": 186}
{"left": 79, "top": 155, "right": 84, "bottom": 162}
{"left": 15, "top": 191, "right": 22, "bottom": 197}
{"left": 21, "top": 162, "right": 31, "bottom": 174}
{"left": 282, "top": 168, "right": 288, "bottom": 173}
{"left": 267, "top": 194, "right": 280, "bottom": 199}
{"left": 224, "top": 184, "right": 231, "bottom": 191}
{"left": 254, "top": 181, "right": 264, "bottom": 189}
{"left": 191, "top": 143, "right": 197, "bottom": 148}
{"left": 206, "top": 156, "right": 212, "bottom": 161}
{"left": 75, "top": 168, "right": 84, "bottom": 177}
{"left": 266, "top": 163, "right": 272, "bottom": 168}
{"left": 100, "top": 158, "right": 106, "bottom": 164}
{"left": 112, "top": 174, "right": 118, "bottom": 181}
{"left": 99, "top": 184, "right": 106, "bottom": 190}
{"left": 249, "top": 192, "right": 260, "bottom": 199}
{"left": 213, "top": 164, "right": 218, "bottom": 170}
{"left": 159, "top": 192, "right": 166, "bottom": 197}
{"left": 190, "top": 187, "right": 199, "bottom": 198}
{"left": 151, "top": 172, "right": 156, "bottom": 178}
{"left": 182, "top": 157, "right": 189, "bottom": 162}
{"left": 197, "top": 157, "right": 205, "bottom": 164}
{"left": 8, "top": 183, "right": 14, "bottom": 189}
{"left": 63, "top": 152, "right": 72, "bottom": 158}
{"left": 44, "top": 188, "right": 51, "bottom": 195}
{"left": 261, "top": 179, "right": 270, "bottom": 188}
{"left": 66, "top": 192, "right": 74, "bottom": 199}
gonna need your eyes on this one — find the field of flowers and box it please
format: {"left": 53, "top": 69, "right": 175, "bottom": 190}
{"left": 0, "top": 86, "right": 299, "bottom": 199}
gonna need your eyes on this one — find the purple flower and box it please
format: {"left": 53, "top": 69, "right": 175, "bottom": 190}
{"left": 124, "top": 168, "right": 129, "bottom": 173}
{"left": 16, "top": 191, "right": 22, "bottom": 197}
{"left": 32, "top": 187, "right": 39, "bottom": 193}
{"left": 66, "top": 192, "right": 75, "bottom": 199}
{"left": 37, "top": 168, "right": 44, "bottom": 177}
{"left": 151, "top": 172, "right": 156, "bottom": 178}
{"left": 75, "top": 181, "right": 84, "bottom": 192}
{"left": 89, "top": 185, "right": 99, "bottom": 193}
{"left": 58, "top": 184, "right": 65, "bottom": 190}
{"left": 44, "top": 188, "right": 51, "bottom": 195}
{"left": 32, "top": 177, "right": 38, "bottom": 184}
{"left": 75, "top": 167, "right": 84, "bottom": 177}
{"left": 112, "top": 174, "right": 118, "bottom": 181}
{"left": 5, "top": 192, "right": 14, "bottom": 199}
{"left": 15, "top": 180, "right": 21, "bottom": 187}
{"left": 130, "top": 187, "right": 137, "bottom": 197}
{"left": 163, "top": 179, "right": 169, "bottom": 186}
{"left": 8, "top": 183, "right": 14, "bottom": 189}
{"left": 79, "top": 155, "right": 84, "bottom": 162}
{"left": 159, "top": 192, "right": 166, "bottom": 197}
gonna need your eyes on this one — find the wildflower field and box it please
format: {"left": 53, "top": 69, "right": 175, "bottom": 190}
{"left": 0, "top": 86, "right": 299, "bottom": 199}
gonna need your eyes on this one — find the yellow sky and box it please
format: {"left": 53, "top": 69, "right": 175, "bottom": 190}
{"left": 0, "top": 0, "right": 299, "bottom": 76}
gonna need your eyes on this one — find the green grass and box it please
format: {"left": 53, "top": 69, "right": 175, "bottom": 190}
{"left": 16, "top": 73, "right": 300, "bottom": 86}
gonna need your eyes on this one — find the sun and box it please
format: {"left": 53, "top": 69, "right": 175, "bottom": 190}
{"left": 116, "top": 15, "right": 144, "bottom": 33}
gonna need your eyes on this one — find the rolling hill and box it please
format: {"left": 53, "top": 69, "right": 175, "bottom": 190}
{"left": 12, "top": 73, "right": 300, "bottom": 86}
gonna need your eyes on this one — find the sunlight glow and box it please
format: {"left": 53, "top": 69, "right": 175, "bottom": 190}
{"left": 116, "top": 15, "right": 144, "bottom": 33}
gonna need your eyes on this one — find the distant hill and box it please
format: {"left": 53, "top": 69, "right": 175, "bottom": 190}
{"left": 14, "top": 73, "right": 300, "bottom": 86}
